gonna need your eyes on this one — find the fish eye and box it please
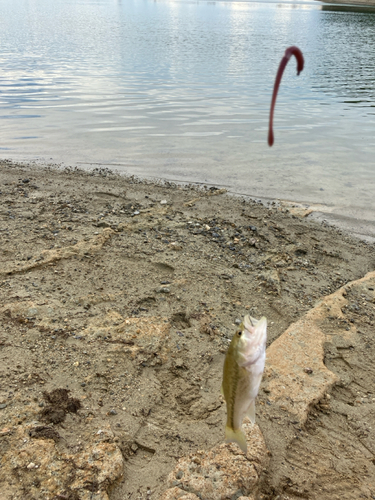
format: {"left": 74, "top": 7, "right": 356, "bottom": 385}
{"left": 237, "top": 331, "right": 242, "bottom": 336}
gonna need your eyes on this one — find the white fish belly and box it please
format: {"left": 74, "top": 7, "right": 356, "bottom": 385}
{"left": 232, "top": 373, "right": 254, "bottom": 430}
{"left": 232, "top": 355, "right": 265, "bottom": 429}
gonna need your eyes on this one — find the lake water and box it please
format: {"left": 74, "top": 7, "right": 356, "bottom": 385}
{"left": 1, "top": 0, "right": 375, "bottom": 239}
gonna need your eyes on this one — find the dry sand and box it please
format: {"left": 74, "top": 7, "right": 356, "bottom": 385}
{"left": 0, "top": 160, "right": 374, "bottom": 499}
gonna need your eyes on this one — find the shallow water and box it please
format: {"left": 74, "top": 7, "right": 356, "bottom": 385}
{"left": 1, "top": 0, "right": 375, "bottom": 238}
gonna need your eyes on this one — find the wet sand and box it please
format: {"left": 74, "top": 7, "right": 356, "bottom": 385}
{"left": 0, "top": 161, "right": 374, "bottom": 499}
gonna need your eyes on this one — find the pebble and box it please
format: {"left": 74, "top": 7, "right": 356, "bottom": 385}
{"left": 157, "top": 287, "right": 170, "bottom": 294}
{"left": 0, "top": 404, "right": 7, "bottom": 409}
{"left": 174, "top": 358, "right": 185, "bottom": 368}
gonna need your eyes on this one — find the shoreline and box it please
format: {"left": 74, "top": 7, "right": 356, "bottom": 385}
{"left": 5, "top": 157, "right": 375, "bottom": 244}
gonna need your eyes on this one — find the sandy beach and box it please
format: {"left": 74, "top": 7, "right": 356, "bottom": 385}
{"left": 0, "top": 161, "right": 374, "bottom": 499}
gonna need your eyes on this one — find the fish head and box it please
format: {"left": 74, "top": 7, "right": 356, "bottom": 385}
{"left": 232, "top": 315, "right": 267, "bottom": 367}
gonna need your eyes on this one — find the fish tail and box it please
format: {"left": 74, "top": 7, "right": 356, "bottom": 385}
{"left": 225, "top": 426, "right": 247, "bottom": 453}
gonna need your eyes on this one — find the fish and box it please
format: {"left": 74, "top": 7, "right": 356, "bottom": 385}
{"left": 221, "top": 314, "right": 267, "bottom": 453}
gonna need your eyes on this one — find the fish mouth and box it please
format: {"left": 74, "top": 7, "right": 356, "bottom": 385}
{"left": 242, "top": 315, "right": 267, "bottom": 343}
{"left": 243, "top": 314, "right": 260, "bottom": 332}
{"left": 247, "top": 315, "right": 258, "bottom": 327}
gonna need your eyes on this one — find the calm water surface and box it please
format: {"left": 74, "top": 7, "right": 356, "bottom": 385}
{"left": 1, "top": 0, "right": 375, "bottom": 237}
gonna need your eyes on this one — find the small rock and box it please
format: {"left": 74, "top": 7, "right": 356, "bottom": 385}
{"left": 0, "top": 404, "right": 7, "bottom": 409}
{"left": 162, "top": 422, "right": 268, "bottom": 499}
{"left": 160, "top": 200, "right": 168, "bottom": 205}
{"left": 304, "top": 367, "right": 313, "bottom": 374}
{"left": 157, "top": 287, "right": 170, "bottom": 294}
{"left": 170, "top": 242, "right": 183, "bottom": 251}
{"left": 174, "top": 358, "right": 185, "bottom": 369}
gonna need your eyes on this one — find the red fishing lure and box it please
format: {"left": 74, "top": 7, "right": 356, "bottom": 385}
{"left": 268, "top": 46, "right": 304, "bottom": 147}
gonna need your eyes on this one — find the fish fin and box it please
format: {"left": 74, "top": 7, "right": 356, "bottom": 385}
{"left": 247, "top": 400, "right": 256, "bottom": 424}
{"left": 225, "top": 426, "right": 247, "bottom": 453}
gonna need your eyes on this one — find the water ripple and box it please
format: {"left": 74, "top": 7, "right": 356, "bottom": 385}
{"left": 0, "top": 0, "right": 374, "bottom": 227}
